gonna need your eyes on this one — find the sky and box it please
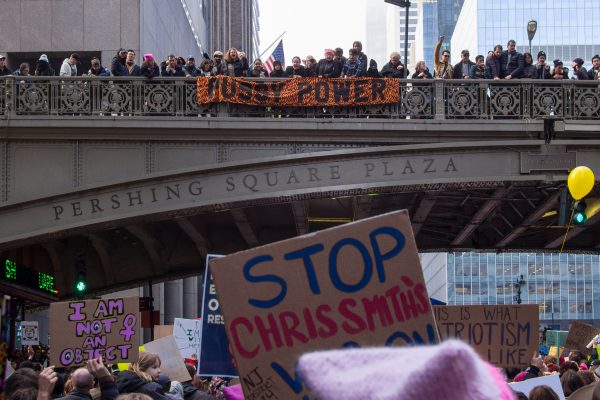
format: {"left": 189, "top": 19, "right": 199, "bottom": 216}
{"left": 258, "top": 0, "right": 367, "bottom": 66}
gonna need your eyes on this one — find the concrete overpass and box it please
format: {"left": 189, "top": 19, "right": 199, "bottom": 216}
{"left": 1, "top": 76, "right": 600, "bottom": 299}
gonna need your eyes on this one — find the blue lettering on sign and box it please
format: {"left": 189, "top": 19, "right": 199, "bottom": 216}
{"left": 244, "top": 255, "right": 287, "bottom": 309}
{"left": 369, "top": 226, "right": 406, "bottom": 283}
{"left": 284, "top": 244, "right": 325, "bottom": 295}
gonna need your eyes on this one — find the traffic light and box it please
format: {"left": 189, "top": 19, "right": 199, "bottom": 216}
{"left": 74, "top": 254, "right": 87, "bottom": 297}
{"left": 572, "top": 198, "right": 600, "bottom": 225}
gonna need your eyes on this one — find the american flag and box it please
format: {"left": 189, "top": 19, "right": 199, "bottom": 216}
{"left": 264, "top": 40, "right": 285, "bottom": 74}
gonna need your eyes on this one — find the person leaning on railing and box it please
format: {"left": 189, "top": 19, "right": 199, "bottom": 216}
{"left": 469, "top": 55, "right": 486, "bottom": 79}
{"left": 285, "top": 56, "right": 307, "bottom": 78}
{"left": 269, "top": 60, "right": 286, "bottom": 77}
{"left": 140, "top": 54, "right": 160, "bottom": 79}
{"left": 111, "top": 48, "right": 129, "bottom": 76}
{"left": 87, "top": 58, "right": 110, "bottom": 77}
{"left": 433, "top": 36, "right": 453, "bottom": 79}
{"left": 380, "top": 52, "right": 408, "bottom": 78}
{"left": 411, "top": 61, "right": 432, "bottom": 79}
{"left": 535, "top": 51, "right": 552, "bottom": 80}
{"left": 486, "top": 45, "right": 503, "bottom": 80}
{"left": 521, "top": 52, "right": 536, "bottom": 79}
{"left": 588, "top": 54, "right": 600, "bottom": 80}
{"left": 0, "top": 54, "right": 11, "bottom": 76}
{"left": 316, "top": 49, "right": 342, "bottom": 78}
{"left": 342, "top": 49, "right": 364, "bottom": 78}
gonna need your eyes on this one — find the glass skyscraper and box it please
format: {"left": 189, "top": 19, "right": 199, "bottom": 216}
{"left": 447, "top": 252, "right": 600, "bottom": 329}
{"left": 452, "top": 0, "right": 600, "bottom": 69}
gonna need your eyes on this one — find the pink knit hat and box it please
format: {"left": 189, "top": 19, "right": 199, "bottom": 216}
{"left": 143, "top": 53, "right": 154, "bottom": 61}
{"left": 298, "top": 340, "right": 516, "bottom": 400}
{"left": 222, "top": 384, "right": 243, "bottom": 400}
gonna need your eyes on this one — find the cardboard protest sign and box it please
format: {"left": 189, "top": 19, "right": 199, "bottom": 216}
{"left": 143, "top": 335, "right": 191, "bottom": 383}
{"left": 20, "top": 321, "right": 39, "bottom": 345}
{"left": 434, "top": 305, "right": 538, "bottom": 367}
{"left": 49, "top": 297, "right": 139, "bottom": 367}
{"left": 174, "top": 318, "right": 201, "bottom": 359}
{"left": 197, "top": 77, "right": 401, "bottom": 107}
{"left": 199, "top": 254, "right": 237, "bottom": 377}
{"left": 153, "top": 325, "right": 173, "bottom": 340}
{"left": 210, "top": 210, "right": 438, "bottom": 399}
{"left": 510, "top": 375, "right": 565, "bottom": 400}
{"left": 564, "top": 320, "right": 600, "bottom": 352}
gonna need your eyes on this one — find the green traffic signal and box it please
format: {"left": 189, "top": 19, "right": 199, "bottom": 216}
{"left": 573, "top": 211, "right": 586, "bottom": 224}
{"left": 572, "top": 198, "right": 600, "bottom": 226}
{"left": 75, "top": 280, "right": 87, "bottom": 292}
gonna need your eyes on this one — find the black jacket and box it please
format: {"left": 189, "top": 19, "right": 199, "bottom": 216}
{"left": 501, "top": 50, "right": 524, "bottom": 78}
{"left": 316, "top": 59, "right": 341, "bottom": 78}
{"left": 357, "top": 52, "right": 368, "bottom": 74}
{"left": 453, "top": 61, "right": 476, "bottom": 79}
{"left": 57, "top": 380, "right": 118, "bottom": 400}
{"left": 223, "top": 60, "right": 246, "bottom": 77}
{"left": 116, "top": 371, "right": 171, "bottom": 400}
{"left": 0, "top": 66, "right": 11, "bottom": 76}
{"left": 127, "top": 64, "right": 142, "bottom": 76}
{"left": 381, "top": 61, "right": 407, "bottom": 78}
{"left": 284, "top": 66, "right": 307, "bottom": 77}
{"left": 140, "top": 63, "right": 160, "bottom": 79}
{"left": 588, "top": 68, "right": 600, "bottom": 80}
{"left": 534, "top": 64, "right": 551, "bottom": 79}
{"left": 269, "top": 68, "right": 285, "bottom": 77}
{"left": 182, "top": 382, "right": 214, "bottom": 400}
{"left": 35, "top": 61, "right": 55, "bottom": 76}
{"left": 161, "top": 65, "right": 185, "bottom": 77}
{"left": 111, "top": 56, "right": 128, "bottom": 76}
{"left": 411, "top": 70, "right": 432, "bottom": 79}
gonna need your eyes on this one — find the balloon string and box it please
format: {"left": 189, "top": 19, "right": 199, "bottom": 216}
{"left": 560, "top": 208, "right": 576, "bottom": 253}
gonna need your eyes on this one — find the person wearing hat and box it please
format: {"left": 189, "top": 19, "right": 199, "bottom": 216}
{"left": 0, "top": 54, "right": 11, "bottom": 76}
{"left": 551, "top": 59, "right": 568, "bottom": 80}
{"left": 183, "top": 56, "right": 199, "bottom": 77}
{"left": 111, "top": 48, "right": 128, "bottom": 76}
{"left": 316, "top": 49, "right": 342, "bottom": 78}
{"left": 212, "top": 51, "right": 225, "bottom": 75}
{"left": 588, "top": 55, "right": 600, "bottom": 80}
{"left": 535, "top": 51, "right": 551, "bottom": 79}
{"left": 59, "top": 53, "right": 80, "bottom": 77}
{"left": 34, "top": 54, "right": 54, "bottom": 76}
{"left": 572, "top": 57, "right": 589, "bottom": 80}
{"left": 140, "top": 54, "right": 160, "bottom": 79}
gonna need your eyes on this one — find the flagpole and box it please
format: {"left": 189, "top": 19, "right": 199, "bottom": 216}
{"left": 259, "top": 31, "right": 286, "bottom": 59}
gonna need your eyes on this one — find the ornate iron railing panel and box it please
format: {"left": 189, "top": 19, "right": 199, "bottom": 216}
{"left": 2, "top": 76, "right": 600, "bottom": 120}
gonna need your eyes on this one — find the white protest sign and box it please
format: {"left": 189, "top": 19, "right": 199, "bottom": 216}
{"left": 20, "top": 321, "right": 39, "bottom": 346}
{"left": 174, "top": 318, "right": 201, "bottom": 359}
{"left": 509, "top": 375, "right": 565, "bottom": 400}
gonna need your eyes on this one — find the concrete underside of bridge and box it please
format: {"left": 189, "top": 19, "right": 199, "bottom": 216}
{"left": 1, "top": 117, "right": 600, "bottom": 299}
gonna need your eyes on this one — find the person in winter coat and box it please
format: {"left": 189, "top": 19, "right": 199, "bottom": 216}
{"left": 14, "top": 62, "right": 31, "bottom": 77}
{"left": 571, "top": 57, "right": 589, "bottom": 80}
{"left": 35, "top": 54, "right": 55, "bottom": 76}
{"left": 126, "top": 50, "right": 141, "bottom": 76}
{"left": 486, "top": 45, "right": 503, "bottom": 80}
{"left": 0, "top": 54, "right": 10, "bottom": 76}
{"left": 351, "top": 41, "right": 368, "bottom": 75}
{"left": 521, "top": 52, "right": 536, "bottom": 79}
{"left": 111, "top": 48, "right": 128, "bottom": 76}
{"left": 452, "top": 49, "right": 475, "bottom": 79}
{"left": 183, "top": 56, "right": 199, "bottom": 77}
{"left": 534, "top": 51, "right": 552, "bottom": 79}
{"left": 223, "top": 48, "right": 246, "bottom": 77}
{"left": 211, "top": 51, "right": 225, "bottom": 75}
{"left": 60, "top": 53, "right": 80, "bottom": 77}
{"left": 87, "top": 58, "right": 110, "bottom": 77}
{"left": 316, "top": 49, "right": 342, "bottom": 78}
{"left": 247, "top": 59, "right": 268, "bottom": 77}
{"left": 269, "top": 60, "right": 286, "bottom": 77}
{"left": 198, "top": 59, "right": 214, "bottom": 77}
{"left": 140, "top": 54, "right": 160, "bottom": 79}
{"left": 304, "top": 55, "right": 318, "bottom": 77}
{"left": 411, "top": 61, "right": 432, "bottom": 79}
{"left": 285, "top": 56, "right": 307, "bottom": 77}
{"left": 381, "top": 52, "right": 408, "bottom": 78}
{"left": 342, "top": 49, "right": 363, "bottom": 77}
{"left": 551, "top": 59, "right": 569, "bottom": 80}
{"left": 501, "top": 40, "right": 524, "bottom": 79}
{"left": 57, "top": 357, "right": 119, "bottom": 400}
{"left": 117, "top": 352, "right": 172, "bottom": 400}
{"left": 161, "top": 54, "right": 185, "bottom": 77}
{"left": 469, "top": 55, "right": 486, "bottom": 79}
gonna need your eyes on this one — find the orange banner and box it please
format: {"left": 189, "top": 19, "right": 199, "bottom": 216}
{"left": 196, "top": 76, "right": 401, "bottom": 107}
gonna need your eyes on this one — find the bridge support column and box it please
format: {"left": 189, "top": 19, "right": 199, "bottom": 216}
{"left": 182, "top": 276, "right": 199, "bottom": 319}
{"left": 163, "top": 279, "right": 183, "bottom": 325}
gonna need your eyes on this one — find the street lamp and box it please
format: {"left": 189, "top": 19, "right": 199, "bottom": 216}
{"left": 527, "top": 20, "right": 538, "bottom": 54}
{"left": 385, "top": 0, "right": 412, "bottom": 71}
{"left": 514, "top": 274, "right": 525, "bottom": 304}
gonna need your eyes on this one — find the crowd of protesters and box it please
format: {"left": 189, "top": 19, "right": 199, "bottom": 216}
{"left": 4, "top": 342, "right": 600, "bottom": 400}
{"left": 1, "top": 37, "right": 598, "bottom": 81}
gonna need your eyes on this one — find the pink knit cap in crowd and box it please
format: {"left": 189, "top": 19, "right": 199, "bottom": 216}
{"left": 298, "top": 339, "right": 516, "bottom": 400}
{"left": 222, "top": 384, "right": 243, "bottom": 400}
{"left": 144, "top": 53, "right": 154, "bottom": 61}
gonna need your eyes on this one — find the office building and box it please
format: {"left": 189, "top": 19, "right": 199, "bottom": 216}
{"left": 209, "top": 0, "right": 260, "bottom": 60}
{"left": 448, "top": 252, "right": 600, "bottom": 329}
{"left": 451, "top": 0, "right": 600, "bottom": 69}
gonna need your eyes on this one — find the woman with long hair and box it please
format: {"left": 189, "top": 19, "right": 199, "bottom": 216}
{"left": 223, "top": 48, "right": 246, "bottom": 77}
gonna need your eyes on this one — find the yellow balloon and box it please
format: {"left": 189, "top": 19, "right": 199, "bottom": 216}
{"left": 568, "top": 166, "right": 595, "bottom": 200}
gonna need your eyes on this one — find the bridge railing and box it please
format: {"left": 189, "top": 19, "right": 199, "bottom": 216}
{"left": 1, "top": 76, "right": 599, "bottom": 120}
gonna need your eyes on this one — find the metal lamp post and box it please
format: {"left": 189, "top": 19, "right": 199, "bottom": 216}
{"left": 527, "top": 20, "right": 538, "bottom": 54}
{"left": 385, "top": 0, "right": 412, "bottom": 70}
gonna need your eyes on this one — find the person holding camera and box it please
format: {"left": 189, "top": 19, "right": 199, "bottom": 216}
{"left": 551, "top": 59, "right": 569, "bottom": 80}
{"left": 535, "top": 51, "right": 551, "bottom": 79}
{"left": 572, "top": 58, "right": 589, "bottom": 80}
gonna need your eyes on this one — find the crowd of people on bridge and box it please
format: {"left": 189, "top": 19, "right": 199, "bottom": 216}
{"left": 1, "top": 36, "right": 599, "bottom": 81}
{"left": 4, "top": 341, "right": 600, "bottom": 400}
